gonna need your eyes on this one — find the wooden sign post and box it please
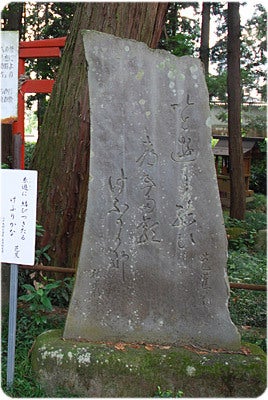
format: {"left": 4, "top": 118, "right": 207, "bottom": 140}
{"left": 1, "top": 169, "right": 38, "bottom": 388}
{"left": 1, "top": 31, "right": 19, "bottom": 124}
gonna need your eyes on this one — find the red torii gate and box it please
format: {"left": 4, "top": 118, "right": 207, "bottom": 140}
{"left": 13, "top": 36, "right": 66, "bottom": 168}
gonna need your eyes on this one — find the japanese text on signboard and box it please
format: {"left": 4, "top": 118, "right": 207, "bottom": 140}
{"left": 1, "top": 31, "right": 19, "bottom": 121}
{"left": 1, "top": 170, "right": 37, "bottom": 265}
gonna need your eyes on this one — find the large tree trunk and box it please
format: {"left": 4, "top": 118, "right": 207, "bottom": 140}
{"left": 227, "top": 2, "right": 246, "bottom": 220}
{"left": 31, "top": 2, "right": 168, "bottom": 269}
{"left": 200, "top": 2, "right": 210, "bottom": 75}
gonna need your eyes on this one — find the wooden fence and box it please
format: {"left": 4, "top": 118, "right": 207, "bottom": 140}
{"left": 19, "top": 264, "right": 266, "bottom": 291}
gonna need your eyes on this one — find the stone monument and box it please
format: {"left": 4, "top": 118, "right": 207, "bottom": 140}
{"left": 64, "top": 30, "right": 240, "bottom": 349}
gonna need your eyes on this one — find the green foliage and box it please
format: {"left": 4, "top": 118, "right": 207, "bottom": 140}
{"left": 225, "top": 196, "right": 266, "bottom": 330}
{"left": 23, "top": 3, "right": 76, "bottom": 124}
{"left": 159, "top": 2, "right": 200, "bottom": 57}
{"left": 18, "top": 274, "right": 74, "bottom": 324}
{"left": 228, "top": 251, "right": 266, "bottom": 286}
{"left": 250, "top": 158, "right": 267, "bottom": 195}
{"left": 49, "top": 276, "right": 75, "bottom": 308}
{"left": 246, "top": 193, "right": 267, "bottom": 213}
{"left": 225, "top": 218, "right": 252, "bottom": 252}
{"left": 210, "top": 3, "right": 267, "bottom": 102}
{"left": 224, "top": 211, "right": 266, "bottom": 251}
{"left": 35, "top": 243, "right": 51, "bottom": 264}
{"left": 2, "top": 267, "right": 73, "bottom": 395}
{"left": 225, "top": 196, "right": 267, "bottom": 329}
{"left": 245, "top": 211, "right": 267, "bottom": 232}
{"left": 238, "top": 327, "right": 266, "bottom": 353}
{"left": 25, "top": 106, "right": 38, "bottom": 138}
{"left": 34, "top": 222, "right": 51, "bottom": 264}
{"left": 19, "top": 280, "right": 59, "bottom": 324}
{"left": 2, "top": 3, "right": 77, "bottom": 128}
{"left": 258, "top": 138, "right": 267, "bottom": 153}
{"left": 242, "top": 3, "right": 267, "bottom": 101}
{"left": 36, "top": 223, "right": 45, "bottom": 237}
{"left": 206, "top": 72, "right": 227, "bottom": 103}
{"left": 154, "top": 386, "right": 183, "bottom": 398}
{"left": 1, "top": 163, "right": 10, "bottom": 169}
{"left": 21, "top": 2, "right": 77, "bottom": 42}
{"left": 228, "top": 251, "right": 266, "bottom": 327}
{"left": 242, "top": 108, "right": 267, "bottom": 136}
{"left": 211, "top": 138, "right": 219, "bottom": 148}
{"left": 25, "top": 142, "right": 36, "bottom": 170}
{"left": 161, "top": 33, "right": 196, "bottom": 57}
{"left": 1, "top": 307, "right": 65, "bottom": 397}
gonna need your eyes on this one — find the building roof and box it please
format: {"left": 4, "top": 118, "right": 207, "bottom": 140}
{"left": 212, "top": 136, "right": 264, "bottom": 156}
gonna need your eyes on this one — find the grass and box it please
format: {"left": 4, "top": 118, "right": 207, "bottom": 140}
{"left": 1, "top": 306, "right": 66, "bottom": 397}
{"left": 225, "top": 195, "right": 266, "bottom": 333}
{"left": 1, "top": 193, "right": 266, "bottom": 397}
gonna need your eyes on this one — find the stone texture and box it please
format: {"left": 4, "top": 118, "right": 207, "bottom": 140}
{"left": 64, "top": 30, "right": 240, "bottom": 349}
{"left": 32, "top": 329, "right": 266, "bottom": 397}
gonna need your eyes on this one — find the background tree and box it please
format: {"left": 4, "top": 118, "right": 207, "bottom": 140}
{"left": 31, "top": 2, "right": 168, "bottom": 269}
{"left": 200, "top": 2, "right": 211, "bottom": 75}
{"left": 227, "top": 2, "right": 246, "bottom": 220}
{"left": 1, "top": 2, "right": 24, "bottom": 37}
{"left": 1, "top": 2, "right": 77, "bottom": 134}
{"left": 208, "top": 2, "right": 267, "bottom": 103}
{"left": 241, "top": 3, "right": 267, "bottom": 102}
{"left": 25, "top": 2, "right": 77, "bottom": 134}
{"left": 159, "top": 2, "right": 200, "bottom": 56}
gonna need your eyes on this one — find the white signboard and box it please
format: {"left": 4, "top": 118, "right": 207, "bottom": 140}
{"left": 1, "top": 170, "right": 38, "bottom": 265}
{"left": 1, "top": 31, "right": 19, "bottom": 121}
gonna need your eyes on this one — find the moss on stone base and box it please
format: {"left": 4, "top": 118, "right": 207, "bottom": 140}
{"left": 31, "top": 329, "right": 266, "bottom": 397}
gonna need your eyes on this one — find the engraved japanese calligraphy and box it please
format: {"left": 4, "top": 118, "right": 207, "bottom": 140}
{"left": 64, "top": 31, "right": 240, "bottom": 350}
{"left": 107, "top": 168, "right": 129, "bottom": 281}
{"left": 171, "top": 94, "right": 198, "bottom": 163}
{"left": 136, "top": 134, "right": 161, "bottom": 245}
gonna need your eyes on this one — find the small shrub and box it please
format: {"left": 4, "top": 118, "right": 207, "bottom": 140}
{"left": 228, "top": 251, "right": 266, "bottom": 285}
{"left": 1, "top": 163, "right": 10, "bottom": 169}
{"left": 19, "top": 279, "right": 61, "bottom": 324}
{"left": 226, "top": 226, "right": 248, "bottom": 251}
{"left": 239, "top": 327, "right": 266, "bottom": 353}
{"left": 18, "top": 273, "right": 74, "bottom": 323}
{"left": 1, "top": 307, "right": 65, "bottom": 397}
{"left": 225, "top": 217, "right": 255, "bottom": 251}
{"left": 229, "top": 289, "right": 266, "bottom": 327}
{"left": 35, "top": 243, "right": 51, "bottom": 264}
{"left": 25, "top": 142, "right": 36, "bottom": 170}
{"left": 34, "top": 222, "right": 52, "bottom": 264}
{"left": 224, "top": 211, "right": 266, "bottom": 251}
{"left": 49, "top": 276, "right": 75, "bottom": 308}
{"left": 245, "top": 211, "right": 267, "bottom": 231}
{"left": 228, "top": 251, "right": 266, "bottom": 327}
{"left": 246, "top": 193, "right": 267, "bottom": 213}
{"left": 250, "top": 159, "right": 266, "bottom": 195}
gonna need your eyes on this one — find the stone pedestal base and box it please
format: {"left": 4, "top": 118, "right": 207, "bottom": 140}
{"left": 31, "top": 329, "right": 266, "bottom": 397}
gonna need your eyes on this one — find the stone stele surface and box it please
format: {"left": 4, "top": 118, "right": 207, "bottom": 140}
{"left": 63, "top": 30, "right": 240, "bottom": 349}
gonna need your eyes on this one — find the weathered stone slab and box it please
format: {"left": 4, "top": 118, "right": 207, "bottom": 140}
{"left": 64, "top": 30, "right": 240, "bottom": 349}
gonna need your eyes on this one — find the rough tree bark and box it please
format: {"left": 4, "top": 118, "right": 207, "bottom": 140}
{"left": 227, "top": 2, "right": 246, "bottom": 220}
{"left": 200, "top": 2, "right": 210, "bottom": 75}
{"left": 31, "top": 2, "right": 168, "bottom": 269}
